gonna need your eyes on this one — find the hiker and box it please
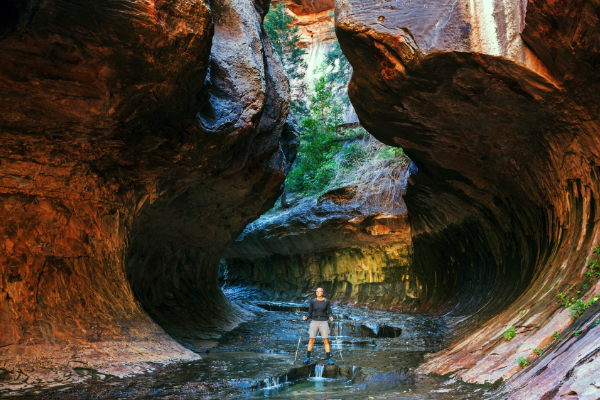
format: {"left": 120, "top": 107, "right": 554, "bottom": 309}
{"left": 302, "top": 287, "right": 334, "bottom": 365}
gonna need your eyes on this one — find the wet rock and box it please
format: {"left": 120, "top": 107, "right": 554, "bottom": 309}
{"left": 224, "top": 166, "right": 420, "bottom": 309}
{"left": 254, "top": 302, "right": 308, "bottom": 312}
{"left": 331, "top": 320, "right": 402, "bottom": 339}
{"left": 352, "top": 369, "right": 415, "bottom": 391}
{"left": 5, "top": 306, "right": 459, "bottom": 399}
{"left": 321, "top": 364, "right": 361, "bottom": 379}
{"left": 336, "top": 0, "right": 600, "bottom": 397}
{"left": 0, "top": 0, "right": 292, "bottom": 388}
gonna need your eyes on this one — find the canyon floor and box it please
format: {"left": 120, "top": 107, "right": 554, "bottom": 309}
{"left": 3, "top": 293, "right": 495, "bottom": 399}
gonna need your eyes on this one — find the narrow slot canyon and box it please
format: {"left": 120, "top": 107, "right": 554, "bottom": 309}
{"left": 1, "top": 0, "right": 600, "bottom": 399}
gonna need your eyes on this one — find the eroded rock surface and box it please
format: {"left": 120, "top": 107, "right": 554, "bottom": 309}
{"left": 285, "top": 0, "right": 335, "bottom": 16}
{"left": 0, "top": 0, "right": 291, "bottom": 389}
{"left": 336, "top": 0, "right": 600, "bottom": 398}
{"left": 224, "top": 164, "right": 418, "bottom": 309}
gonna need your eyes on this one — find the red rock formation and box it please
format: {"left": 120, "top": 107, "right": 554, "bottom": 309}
{"left": 336, "top": 0, "right": 600, "bottom": 397}
{"left": 272, "top": 0, "right": 335, "bottom": 52}
{"left": 284, "top": 0, "right": 335, "bottom": 16}
{"left": 224, "top": 177, "right": 416, "bottom": 309}
{"left": 0, "top": 0, "right": 292, "bottom": 389}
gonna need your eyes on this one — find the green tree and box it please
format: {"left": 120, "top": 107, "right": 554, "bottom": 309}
{"left": 315, "top": 12, "right": 353, "bottom": 105}
{"left": 287, "top": 76, "right": 344, "bottom": 194}
{"left": 323, "top": 39, "right": 352, "bottom": 105}
{"left": 264, "top": 2, "right": 308, "bottom": 116}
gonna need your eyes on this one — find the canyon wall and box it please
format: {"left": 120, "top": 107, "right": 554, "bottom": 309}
{"left": 336, "top": 0, "right": 600, "bottom": 398}
{"left": 224, "top": 171, "right": 417, "bottom": 309}
{"left": 275, "top": 0, "right": 358, "bottom": 121}
{"left": 0, "top": 0, "right": 293, "bottom": 389}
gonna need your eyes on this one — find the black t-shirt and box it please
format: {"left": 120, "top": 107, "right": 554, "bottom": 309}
{"left": 306, "top": 298, "right": 332, "bottom": 321}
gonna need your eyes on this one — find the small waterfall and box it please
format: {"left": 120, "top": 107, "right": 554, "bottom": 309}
{"left": 315, "top": 364, "right": 324, "bottom": 378}
{"left": 332, "top": 321, "right": 344, "bottom": 343}
{"left": 263, "top": 376, "right": 280, "bottom": 389}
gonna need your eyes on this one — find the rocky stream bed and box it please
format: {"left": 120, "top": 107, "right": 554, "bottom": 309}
{"left": 3, "top": 299, "right": 497, "bottom": 399}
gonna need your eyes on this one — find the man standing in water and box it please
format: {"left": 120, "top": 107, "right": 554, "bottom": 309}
{"left": 302, "top": 287, "right": 335, "bottom": 365}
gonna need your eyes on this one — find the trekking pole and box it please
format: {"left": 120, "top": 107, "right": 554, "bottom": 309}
{"left": 294, "top": 320, "right": 307, "bottom": 363}
{"left": 335, "top": 318, "right": 344, "bottom": 361}
{"left": 335, "top": 316, "right": 343, "bottom": 361}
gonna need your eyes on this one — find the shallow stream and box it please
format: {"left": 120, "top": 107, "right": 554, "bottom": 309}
{"left": 9, "top": 301, "right": 494, "bottom": 399}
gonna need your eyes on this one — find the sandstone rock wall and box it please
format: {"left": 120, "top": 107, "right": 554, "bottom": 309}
{"left": 272, "top": 0, "right": 362, "bottom": 121}
{"left": 336, "top": 0, "right": 600, "bottom": 397}
{"left": 0, "top": 0, "right": 292, "bottom": 389}
{"left": 224, "top": 165, "right": 419, "bottom": 309}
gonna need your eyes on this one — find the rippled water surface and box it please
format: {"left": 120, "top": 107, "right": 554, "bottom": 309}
{"left": 8, "top": 300, "right": 494, "bottom": 399}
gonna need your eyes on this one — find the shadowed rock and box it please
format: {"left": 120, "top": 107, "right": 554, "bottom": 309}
{"left": 336, "top": 0, "right": 600, "bottom": 397}
{"left": 0, "top": 0, "right": 292, "bottom": 388}
{"left": 224, "top": 164, "right": 417, "bottom": 309}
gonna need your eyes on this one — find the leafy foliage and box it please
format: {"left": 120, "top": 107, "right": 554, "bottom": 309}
{"left": 338, "top": 142, "right": 369, "bottom": 169}
{"left": 503, "top": 326, "right": 516, "bottom": 341}
{"left": 285, "top": 81, "right": 407, "bottom": 201}
{"left": 551, "top": 246, "right": 600, "bottom": 319}
{"left": 569, "top": 295, "right": 599, "bottom": 318}
{"left": 322, "top": 39, "right": 352, "bottom": 105}
{"left": 286, "top": 77, "right": 344, "bottom": 194}
{"left": 517, "top": 357, "right": 528, "bottom": 368}
{"left": 274, "top": 10, "right": 407, "bottom": 203}
{"left": 264, "top": 2, "right": 308, "bottom": 116}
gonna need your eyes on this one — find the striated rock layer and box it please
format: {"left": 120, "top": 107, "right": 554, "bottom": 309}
{"left": 224, "top": 176, "right": 418, "bottom": 309}
{"left": 0, "top": 0, "right": 292, "bottom": 389}
{"left": 336, "top": 0, "right": 600, "bottom": 398}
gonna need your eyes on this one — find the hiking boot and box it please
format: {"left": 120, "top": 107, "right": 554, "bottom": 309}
{"left": 303, "top": 357, "right": 310, "bottom": 364}
{"left": 327, "top": 358, "right": 334, "bottom": 365}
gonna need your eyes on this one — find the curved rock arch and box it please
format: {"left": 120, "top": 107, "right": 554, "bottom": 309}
{"left": 336, "top": 0, "right": 600, "bottom": 395}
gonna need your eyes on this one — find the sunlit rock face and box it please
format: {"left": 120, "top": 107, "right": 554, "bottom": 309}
{"left": 0, "top": 0, "right": 291, "bottom": 388}
{"left": 336, "top": 0, "right": 600, "bottom": 397}
{"left": 224, "top": 167, "right": 419, "bottom": 309}
{"left": 286, "top": 0, "right": 335, "bottom": 15}
{"left": 284, "top": 0, "right": 335, "bottom": 48}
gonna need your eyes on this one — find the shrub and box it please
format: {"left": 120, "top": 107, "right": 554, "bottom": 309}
{"left": 264, "top": 2, "right": 308, "bottom": 116}
{"left": 287, "top": 91, "right": 407, "bottom": 204}
{"left": 286, "top": 77, "right": 344, "bottom": 194}
{"left": 517, "top": 357, "right": 528, "bottom": 368}
{"left": 570, "top": 295, "right": 599, "bottom": 318}
{"left": 504, "top": 326, "right": 516, "bottom": 341}
{"left": 339, "top": 142, "right": 368, "bottom": 169}
{"left": 534, "top": 348, "right": 543, "bottom": 355}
